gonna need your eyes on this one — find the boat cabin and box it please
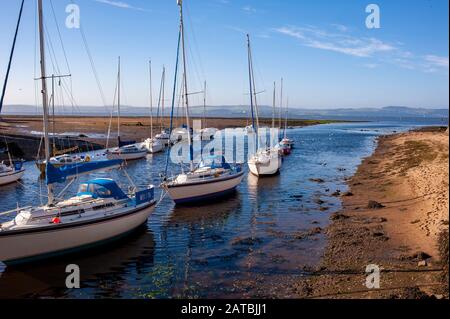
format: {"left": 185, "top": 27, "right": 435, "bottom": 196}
{"left": 77, "top": 179, "right": 127, "bottom": 200}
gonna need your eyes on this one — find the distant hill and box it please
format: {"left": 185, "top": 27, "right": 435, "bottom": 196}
{"left": 2, "top": 104, "right": 448, "bottom": 122}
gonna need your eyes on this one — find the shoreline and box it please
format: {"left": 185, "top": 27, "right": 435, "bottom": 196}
{"left": 0, "top": 116, "right": 344, "bottom": 161}
{"left": 293, "top": 126, "right": 449, "bottom": 298}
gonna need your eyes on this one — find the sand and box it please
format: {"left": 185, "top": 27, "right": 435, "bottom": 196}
{"left": 293, "top": 127, "right": 449, "bottom": 299}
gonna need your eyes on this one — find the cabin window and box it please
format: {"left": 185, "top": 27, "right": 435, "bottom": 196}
{"left": 78, "top": 184, "right": 88, "bottom": 193}
{"left": 91, "top": 184, "right": 112, "bottom": 197}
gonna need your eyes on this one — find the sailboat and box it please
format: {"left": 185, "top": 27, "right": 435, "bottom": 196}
{"left": 161, "top": 0, "right": 244, "bottom": 204}
{"left": 0, "top": 158, "right": 24, "bottom": 186}
{"left": 199, "top": 82, "right": 218, "bottom": 140}
{"left": 106, "top": 57, "right": 147, "bottom": 161}
{"left": 275, "top": 79, "right": 291, "bottom": 156}
{"left": 143, "top": 61, "right": 164, "bottom": 153}
{"left": 0, "top": 0, "right": 156, "bottom": 265}
{"left": 246, "top": 35, "right": 282, "bottom": 177}
{"left": 279, "top": 92, "right": 294, "bottom": 150}
{"left": 154, "top": 66, "right": 171, "bottom": 146}
{"left": 279, "top": 123, "right": 294, "bottom": 150}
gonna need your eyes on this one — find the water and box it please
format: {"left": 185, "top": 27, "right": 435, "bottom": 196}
{"left": 0, "top": 121, "right": 434, "bottom": 298}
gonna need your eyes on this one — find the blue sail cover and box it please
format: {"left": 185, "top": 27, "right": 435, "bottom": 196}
{"left": 46, "top": 159, "right": 123, "bottom": 185}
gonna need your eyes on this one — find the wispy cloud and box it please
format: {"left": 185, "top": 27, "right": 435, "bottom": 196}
{"left": 274, "top": 25, "right": 448, "bottom": 74}
{"left": 274, "top": 25, "right": 395, "bottom": 58}
{"left": 363, "top": 63, "right": 379, "bottom": 69}
{"left": 94, "top": 0, "right": 147, "bottom": 12}
{"left": 225, "top": 25, "right": 247, "bottom": 34}
{"left": 331, "top": 24, "right": 349, "bottom": 32}
{"left": 424, "top": 55, "right": 449, "bottom": 69}
{"left": 242, "top": 5, "right": 257, "bottom": 13}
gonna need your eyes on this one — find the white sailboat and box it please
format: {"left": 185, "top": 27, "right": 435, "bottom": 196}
{"left": 161, "top": 0, "right": 244, "bottom": 204}
{"left": 0, "top": 161, "right": 24, "bottom": 186}
{"left": 274, "top": 79, "right": 291, "bottom": 156}
{"left": 246, "top": 35, "right": 282, "bottom": 177}
{"left": 154, "top": 66, "right": 172, "bottom": 146}
{"left": 199, "top": 82, "right": 218, "bottom": 140}
{"left": 0, "top": 1, "right": 156, "bottom": 265}
{"left": 143, "top": 60, "right": 164, "bottom": 153}
{"left": 279, "top": 93, "right": 294, "bottom": 150}
{"left": 106, "top": 57, "right": 147, "bottom": 161}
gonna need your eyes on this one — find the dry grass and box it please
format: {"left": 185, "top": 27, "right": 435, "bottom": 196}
{"left": 392, "top": 140, "right": 438, "bottom": 173}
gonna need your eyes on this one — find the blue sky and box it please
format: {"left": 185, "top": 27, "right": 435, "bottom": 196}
{"left": 0, "top": 0, "right": 448, "bottom": 110}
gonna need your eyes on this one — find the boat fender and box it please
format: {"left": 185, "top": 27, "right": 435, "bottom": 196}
{"left": 85, "top": 156, "right": 91, "bottom": 162}
{"left": 52, "top": 217, "right": 61, "bottom": 224}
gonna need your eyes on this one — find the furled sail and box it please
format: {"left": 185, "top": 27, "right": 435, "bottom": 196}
{"left": 46, "top": 159, "right": 123, "bottom": 185}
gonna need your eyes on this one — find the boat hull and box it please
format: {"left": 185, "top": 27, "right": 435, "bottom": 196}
{"left": 0, "top": 202, "right": 156, "bottom": 265}
{"left": 0, "top": 169, "right": 25, "bottom": 186}
{"left": 248, "top": 157, "right": 282, "bottom": 176}
{"left": 106, "top": 151, "right": 147, "bottom": 161}
{"left": 165, "top": 171, "right": 244, "bottom": 204}
{"left": 143, "top": 140, "right": 164, "bottom": 154}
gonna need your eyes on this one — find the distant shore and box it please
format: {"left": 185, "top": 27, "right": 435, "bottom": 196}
{"left": 294, "top": 126, "right": 449, "bottom": 298}
{"left": 0, "top": 115, "right": 343, "bottom": 160}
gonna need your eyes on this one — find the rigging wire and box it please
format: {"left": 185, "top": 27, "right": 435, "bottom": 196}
{"left": 69, "top": 0, "right": 108, "bottom": 111}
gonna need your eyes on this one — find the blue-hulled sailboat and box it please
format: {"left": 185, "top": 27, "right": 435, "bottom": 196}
{"left": 0, "top": 0, "right": 156, "bottom": 265}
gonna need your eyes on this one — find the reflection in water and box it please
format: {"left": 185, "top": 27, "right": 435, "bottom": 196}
{"left": 0, "top": 226, "right": 155, "bottom": 299}
{"left": 0, "top": 122, "right": 425, "bottom": 298}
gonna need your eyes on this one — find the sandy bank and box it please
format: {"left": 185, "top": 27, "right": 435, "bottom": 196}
{"left": 292, "top": 127, "right": 449, "bottom": 299}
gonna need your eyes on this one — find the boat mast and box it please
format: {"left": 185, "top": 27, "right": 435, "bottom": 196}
{"left": 247, "top": 34, "right": 260, "bottom": 150}
{"left": 149, "top": 60, "right": 153, "bottom": 139}
{"left": 117, "top": 57, "right": 121, "bottom": 144}
{"left": 51, "top": 75, "right": 56, "bottom": 154}
{"left": 279, "top": 77, "right": 283, "bottom": 138}
{"left": 203, "top": 81, "right": 207, "bottom": 128}
{"left": 246, "top": 35, "right": 256, "bottom": 143}
{"left": 38, "top": 0, "right": 54, "bottom": 204}
{"left": 161, "top": 66, "right": 166, "bottom": 132}
{"left": 272, "top": 81, "right": 276, "bottom": 129}
{"left": 178, "top": 0, "right": 194, "bottom": 172}
{"left": 284, "top": 97, "right": 289, "bottom": 138}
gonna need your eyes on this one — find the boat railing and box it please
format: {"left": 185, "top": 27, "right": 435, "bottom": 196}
{"left": 0, "top": 206, "right": 32, "bottom": 217}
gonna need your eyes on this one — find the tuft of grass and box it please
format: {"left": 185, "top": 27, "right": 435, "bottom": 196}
{"left": 391, "top": 140, "right": 437, "bottom": 173}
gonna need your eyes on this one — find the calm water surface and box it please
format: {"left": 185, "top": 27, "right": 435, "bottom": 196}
{"left": 0, "top": 121, "right": 430, "bottom": 298}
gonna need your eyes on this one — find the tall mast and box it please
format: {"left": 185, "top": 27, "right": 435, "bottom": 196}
{"left": 117, "top": 57, "right": 121, "bottom": 142}
{"left": 279, "top": 77, "right": 283, "bottom": 130}
{"left": 178, "top": 0, "right": 194, "bottom": 171}
{"left": 272, "top": 81, "right": 276, "bottom": 129}
{"left": 161, "top": 66, "right": 165, "bottom": 131}
{"left": 246, "top": 35, "right": 256, "bottom": 136}
{"left": 247, "top": 34, "right": 260, "bottom": 150}
{"left": 51, "top": 75, "right": 56, "bottom": 154}
{"left": 203, "top": 81, "right": 207, "bottom": 128}
{"left": 38, "top": 0, "right": 54, "bottom": 204}
{"left": 149, "top": 60, "right": 153, "bottom": 139}
{"left": 284, "top": 97, "right": 289, "bottom": 138}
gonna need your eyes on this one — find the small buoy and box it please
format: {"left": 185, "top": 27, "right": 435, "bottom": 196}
{"left": 52, "top": 217, "right": 61, "bottom": 224}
